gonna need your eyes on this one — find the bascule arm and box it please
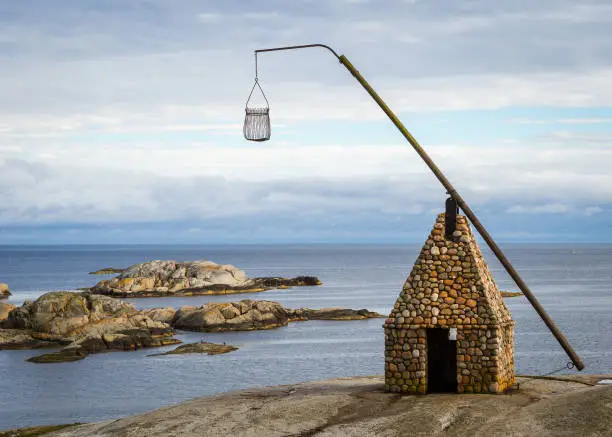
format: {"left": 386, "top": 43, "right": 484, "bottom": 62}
{"left": 254, "top": 44, "right": 585, "bottom": 371}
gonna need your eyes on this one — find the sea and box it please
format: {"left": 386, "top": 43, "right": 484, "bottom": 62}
{"left": 1, "top": 244, "right": 611, "bottom": 430}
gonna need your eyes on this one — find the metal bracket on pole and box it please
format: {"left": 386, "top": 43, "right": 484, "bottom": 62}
{"left": 253, "top": 43, "right": 585, "bottom": 371}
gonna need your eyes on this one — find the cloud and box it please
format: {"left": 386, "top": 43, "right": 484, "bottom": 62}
{"left": 197, "top": 13, "right": 222, "bottom": 23}
{"left": 535, "top": 131, "right": 612, "bottom": 145}
{"left": 0, "top": 0, "right": 611, "bottom": 124}
{"left": 241, "top": 12, "right": 283, "bottom": 20}
{"left": 1, "top": 140, "right": 611, "bottom": 226}
{"left": 584, "top": 206, "right": 603, "bottom": 216}
{"left": 506, "top": 204, "right": 571, "bottom": 214}
{"left": 0, "top": 0, "right": 611, "bottom": 242}
{"left": 509, "top": 118, "right": 612, "bottom": 125}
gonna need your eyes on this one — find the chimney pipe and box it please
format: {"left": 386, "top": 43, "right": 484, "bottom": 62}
{"left": 445, "top": 197, "right": 459, "bottom": 238}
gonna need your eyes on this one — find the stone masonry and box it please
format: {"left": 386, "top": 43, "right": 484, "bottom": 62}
{"left": 384, "top": 213, "right": 515, "bottom": 394}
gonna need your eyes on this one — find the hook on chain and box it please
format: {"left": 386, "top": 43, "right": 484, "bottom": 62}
{"left": 254, "top": 52, "right": 259, "bottom": 81}
{"left": 245, "top": 52, "right": 269, "bottom": 108}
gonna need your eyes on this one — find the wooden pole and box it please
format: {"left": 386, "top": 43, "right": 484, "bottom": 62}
{"left": 254, "top": 45, "right": 585, "bottom": 371}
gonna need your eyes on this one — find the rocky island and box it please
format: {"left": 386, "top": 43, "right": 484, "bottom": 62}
{"left": 0, "top": 292, "right": 179, "bottom": 362}
{"left": 0, "top": 302, "right": 15, "bottom": 320}
{"left": 90, "top": 260, "right": 321, "bottom": 297}
{"left": 88, "top": 268, "right": 126, "bottom": 275}
{"left": 0, "top": 292, "right": 383, "bottom": 362}
{"left": 170, "top": 300, "right": 383, "bottom": 332}
{"left": 0, "top": 283, "right": 10, "bottom": 299}
{"left": 148, "top": 342, "right": 238, "bottom": 357}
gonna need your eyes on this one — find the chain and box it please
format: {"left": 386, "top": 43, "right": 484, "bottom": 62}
{"left": 245, "top": 53, "right": 269, "bottom": 109}
{"left": 515, "top": 361, "right": 575, "bottom": 391}
{"left": 539, "top": 361, "right": 575, "bottom": 377}
{"left": 254, "top": 52, "right": 259, "bottom": 80}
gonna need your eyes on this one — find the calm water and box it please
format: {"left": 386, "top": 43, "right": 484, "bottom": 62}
{"left": 1, "top": 244, "right": 611, "bottom": 430}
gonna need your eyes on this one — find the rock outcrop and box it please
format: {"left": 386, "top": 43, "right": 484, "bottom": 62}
{"left": 140, "top": 307, "right": 176, "bottom": 324}
{"left": 89, "top": 268, "right": 126, "bottom": 275}
{"left": 0, "top": 283, "right": 10, "bottom": 299}
{"left": 286, "top": 307, "right": 382, "bottom": 321}
{"left": 251, "top": 276, "right": 321, "bottom": 288}
{"left": 0, "top": 302, "right": 15, "bottom": 321}
{"left": 0, "top": 329, "right": 59, "bottom": 350}
{"left": 0, "top": 291, "right": 179, "bottom": 361}
{"left": 4, "top": 291, "right": 135, "bottom": 335}
{"left": 172, "top": 300, "right": 289, "bottom": 332}
{"left": 171, "top": 300, "right": 383, "bottom": 332}
{"left": 148, "top": 342, "right": 238, "bottom": 357}
{"left": 90, "top": 260, "right": 321, "bottom": 297}
{"left": 27, "top": 348, "right": 89, "bottom": 363}
{"left": 0, "top": 291, "right": 383, "bottom": 362}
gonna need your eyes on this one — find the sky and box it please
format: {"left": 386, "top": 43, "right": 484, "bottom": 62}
{"left": 0, "top": 0, "right": 611, "bottom": 244}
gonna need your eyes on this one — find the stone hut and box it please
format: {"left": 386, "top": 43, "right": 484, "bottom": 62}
{"left": 384, "top": 207, "right": 515, "bottom": 394}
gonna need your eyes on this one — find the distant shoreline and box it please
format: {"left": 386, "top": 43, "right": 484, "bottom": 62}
{"left": 2, "top": 242, "right": 612, "bottom": 247}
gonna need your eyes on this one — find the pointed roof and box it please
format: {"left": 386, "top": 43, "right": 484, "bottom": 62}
{"left": 385, "top": 213, "right": 513, "bottom": 330}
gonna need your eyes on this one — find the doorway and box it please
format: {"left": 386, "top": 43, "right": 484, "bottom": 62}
{"left": 427, "top": 328, "right": 457, "bottom": 393}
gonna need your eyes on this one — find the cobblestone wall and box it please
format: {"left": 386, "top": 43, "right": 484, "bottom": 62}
{"left": 384, "top": 213, "right": 515, "bottom": 394}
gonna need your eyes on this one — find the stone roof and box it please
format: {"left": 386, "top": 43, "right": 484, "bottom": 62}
{"left": 385, "top": 213, "right": 513, "bottom": 330}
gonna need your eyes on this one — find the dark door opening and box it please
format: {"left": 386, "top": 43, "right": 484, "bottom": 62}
{"left": 427, "top": 328, "right": 457, "bottom": 393}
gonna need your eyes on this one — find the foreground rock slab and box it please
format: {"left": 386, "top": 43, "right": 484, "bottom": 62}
{"left": 148, "top": 342, "right": 238, "bottom": 357}
{"left": 90, "top": 260, "right": 321, "bottom": 297}
{"left": 171, "top": 300, "right": 383, "bottom": 332}
{"left": 0, "top": 291, "right": 179, "bottom": 361}
{"left": 45, "top": 375, "right": 612, "bottom": 437}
